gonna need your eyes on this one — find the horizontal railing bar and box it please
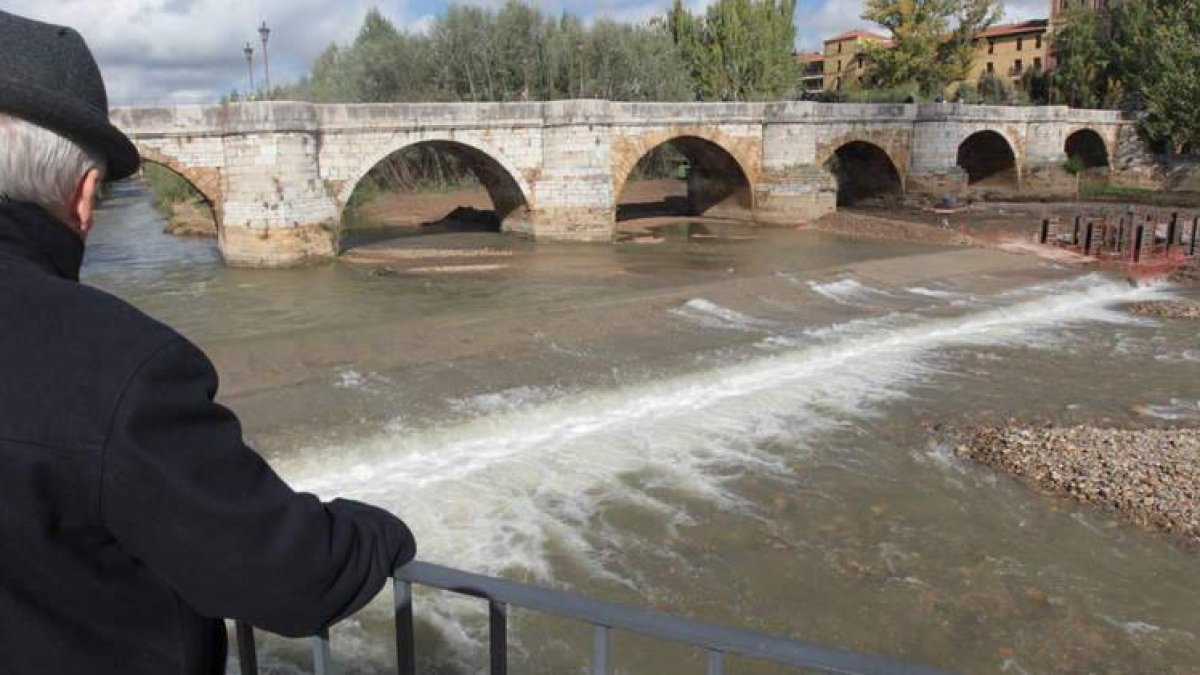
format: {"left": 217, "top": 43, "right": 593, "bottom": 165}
{"left": 394, "top": 562, "right": 953, "bottom": 675}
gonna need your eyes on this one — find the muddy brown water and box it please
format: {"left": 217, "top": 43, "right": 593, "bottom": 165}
{"left": 83, "top": 183, "right": 1200, "bottom": 674}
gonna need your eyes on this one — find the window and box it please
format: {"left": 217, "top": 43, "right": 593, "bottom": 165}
{"left": 838, "top": 42, "right": 843, "bottom": 54}
{"left": 988, "top": 40, "right": 995, "bottom": 54}
{"left": 1035, "top": 35, "right": 1043, "bottom": 49}
{"left": 1017, "top": 37, "right": 1023, "bottom": 51}
{"left": 1013, "top": 59, "right": 1023, "bottom": 75}
{"left": 986, "top": 62, "right": 994, "bottom": 73}
{"left": 1034, "top": 57, "right": 1043, "bottom": 71}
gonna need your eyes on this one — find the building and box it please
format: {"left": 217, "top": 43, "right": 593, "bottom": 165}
{"left": 967, "top": 20, "right": 1050, "bottom": 85}
{"left": 817, "top": 20, "right": 1050, "bottom": 94}
{"left": 794, "top": 52, "right": 825, "bottom": 94}
{"left": 822, "top": 30, "right": 892, "bottom": 92}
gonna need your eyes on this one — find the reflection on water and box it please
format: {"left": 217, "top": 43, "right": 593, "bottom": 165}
{"left": 85, "top": 183, "right": 1200, "bottom": 675}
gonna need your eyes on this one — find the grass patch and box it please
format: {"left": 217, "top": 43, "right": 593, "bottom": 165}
{"left": 1081, "top": 182, "right": 1200, "bottom": 208}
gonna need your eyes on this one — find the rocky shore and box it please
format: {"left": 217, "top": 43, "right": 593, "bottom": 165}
{"left": 952, "top": 425, "right": 1200, "bottom": 551}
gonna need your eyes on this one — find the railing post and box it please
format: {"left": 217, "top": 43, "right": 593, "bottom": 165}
{"left": 1190, "top": 216, "right": 1198, "bottom": 257}
{"left": 707, "top": 649, "right": 725, "bottom": 675}
{"left": 1039, "top": 218, "right": 1049, "bottom": 245}
{"left": 489, "top": 601, "right": 508, "bottom": 675}
{"left": 394, "top": 579, "right": 416, "bottom": 675}
{"left": 312, "top": 629, "right": 334, "bottom": 675}
{"left": 1083, "top": 222, "right": 1094, "bottom": 256}
{"left": 592, "top": 625, "right": 611, "bottom": 675}
{"left": 1133, "top": 225, "right": 1145, "bottom": 263}
{"left": 235, "top": 621, "right": 258, "bottom": 675}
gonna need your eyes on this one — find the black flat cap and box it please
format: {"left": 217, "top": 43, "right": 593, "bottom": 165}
{"left": 0, "top": 10, "right": 139, "bottom": 180}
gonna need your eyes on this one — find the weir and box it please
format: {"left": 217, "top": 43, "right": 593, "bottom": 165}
{"left": 110, "top": 101, "right": 1141, "bottom": 267}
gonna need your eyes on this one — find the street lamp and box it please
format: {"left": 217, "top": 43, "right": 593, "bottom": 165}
{"left": 242, "top": 42, "right": 255, "bottom": 98}
{"left": 258, "top": 20, "right": 271, "bottom": 99}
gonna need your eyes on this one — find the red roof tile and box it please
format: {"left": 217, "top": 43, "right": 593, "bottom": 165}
{"left": 977, "top": 19, "right": 1049, "bottom": 39}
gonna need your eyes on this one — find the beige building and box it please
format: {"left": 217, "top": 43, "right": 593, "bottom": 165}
{"left": 819, "top": 20, "right": 1050, "bottom": 93}
{"left": 822, "top": 30, "right": 892, "bottom": 92}
{"left": 794, "top": 52, "right": 825, "bottom": 94}
{"left": 967, "top": 20, "right": 1050, "bottom": 84}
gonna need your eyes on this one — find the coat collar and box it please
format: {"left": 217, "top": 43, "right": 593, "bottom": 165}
{"left": 0, "top": 200, "right": 84, "bottom": 281}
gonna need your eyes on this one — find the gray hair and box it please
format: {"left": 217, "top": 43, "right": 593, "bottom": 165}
{"left": 0, "top": 113, "right": 105, "bottom": 216}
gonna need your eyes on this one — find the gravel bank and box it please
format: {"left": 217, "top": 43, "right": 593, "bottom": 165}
{"left": 953, "top": 425, "right": 1200, "bottom": 550}
{"left": 1127, "top": 300, "right": 1200, "bottom": 320}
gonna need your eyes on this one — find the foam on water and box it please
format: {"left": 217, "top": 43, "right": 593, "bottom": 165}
{"left": 670, "top": 298, "right": 773, "bottom": 330}
{"left": 274, "top": 275, "right": 1170, "bottom": 668}
{"left": 805, "top": 277, "right": 893, "bottom": 305}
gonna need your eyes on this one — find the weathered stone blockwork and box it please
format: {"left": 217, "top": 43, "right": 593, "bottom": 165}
{"left": 110, "top": 101, "right": 1141, "bottom": 267}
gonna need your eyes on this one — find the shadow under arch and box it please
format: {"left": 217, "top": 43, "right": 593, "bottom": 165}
{"left": 615, "top": 136, "right": 754, "bottom": 223}
{"left": 823, "top": 141, "right": 905, "bottom": 207}
{"left": 338, "top": 139, "right": 532, "bottom": 236}
{"left": 957, "top": 130, "right": 1020, "bottom": 189}
{"left": 1065, "top": 128, "right": 1110, "bottom": 170}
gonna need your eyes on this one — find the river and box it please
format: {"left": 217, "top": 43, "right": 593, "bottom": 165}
{"left": 84, "top": 182, "right": 1200, "bottom": 674}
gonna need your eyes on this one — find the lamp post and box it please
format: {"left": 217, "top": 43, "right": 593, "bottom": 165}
{"left": 242, "top": 42, "right": 255, "bottom": 99}
{"left": 258, "top": 20, "right": 271, "bottom": 99}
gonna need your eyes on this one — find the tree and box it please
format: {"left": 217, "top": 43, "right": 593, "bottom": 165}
{"left": 667, "top": 0, "right": 799, "bottom": 101}
{"left": 1050, "top": 9, "right": 1108, "bottom": 109}
{"left": 860, "top": 0, "right": 1002, "bottom": 97}
{"left": 1109, "top": 0, "right": 1200, "bottom": 153}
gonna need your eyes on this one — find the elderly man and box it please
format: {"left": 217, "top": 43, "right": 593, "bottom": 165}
{"left": 0, "top": 11, "right": 416, "bottom": 675}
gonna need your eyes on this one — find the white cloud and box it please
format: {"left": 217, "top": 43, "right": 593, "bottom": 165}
{"left": 5, "top": 0, "right": 1047, "bottom": 104}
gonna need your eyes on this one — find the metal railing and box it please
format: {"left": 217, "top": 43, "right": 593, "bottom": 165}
{"left": 235, "top": 561, "right": 954, "bottom": 675}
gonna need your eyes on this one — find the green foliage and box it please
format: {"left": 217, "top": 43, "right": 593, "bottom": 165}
{"left": 285, "top": 3, "right": 693, "bottom": 103}
{"left": 666, "top": 0, "right": 800, "bottom": 101}
{"left": 860, "top": 0, "right": 1002, "bottom": 97}
{"left": 1050, "top": 9, "right": 1110, "bottom": 109}
{"left": 1108, "top": 0, "right": 1200, "bottom": 154}
{"left": 977, "top": 72, "right": 1015, "bottom": 104}
{"left": 141, "top": 164, "right": 203, "bottom": 215}
{"left": 1063, "top": 155, "right": 1087, "bottom": 175}
{"left": 833, "top": 83, "right": 922, "bottom": 103}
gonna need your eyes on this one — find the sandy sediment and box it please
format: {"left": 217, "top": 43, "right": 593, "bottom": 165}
{"left": 952, "top": 425, "right": 1200, "bottom": 550}
{"left": 807, "top": 211, "right": 974, "bottom": 247}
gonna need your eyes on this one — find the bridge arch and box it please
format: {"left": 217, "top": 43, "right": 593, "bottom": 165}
{"left": 613, "top": 130, "right": 756, "bottom": 221}
{"left": 337, "top": 136, "right": 534, "bottom": 231}
{"left": 134, "top": 146, "right": 222, "bottom": 212}
{"left": 821, "top": 140, "right": 906, "bottom": 206}
{"left": 1065, "top": 128, "right": 1110, "bottom": 171}
{"left": 957, "top": 130, "right": 1021, "bottom": 189}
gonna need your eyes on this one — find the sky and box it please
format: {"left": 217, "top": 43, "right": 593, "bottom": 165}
{"left": 5, "top": 0, "right": 1048, "bottom": 105}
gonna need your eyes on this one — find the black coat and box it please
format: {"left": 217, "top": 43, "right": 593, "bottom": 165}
{"left": 0, "top": 202, "right": 417, "bottom": 675}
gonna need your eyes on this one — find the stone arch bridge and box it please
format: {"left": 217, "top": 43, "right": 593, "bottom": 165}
{"left": 110, "top": 100, "right": 1134, "bottom": 267}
